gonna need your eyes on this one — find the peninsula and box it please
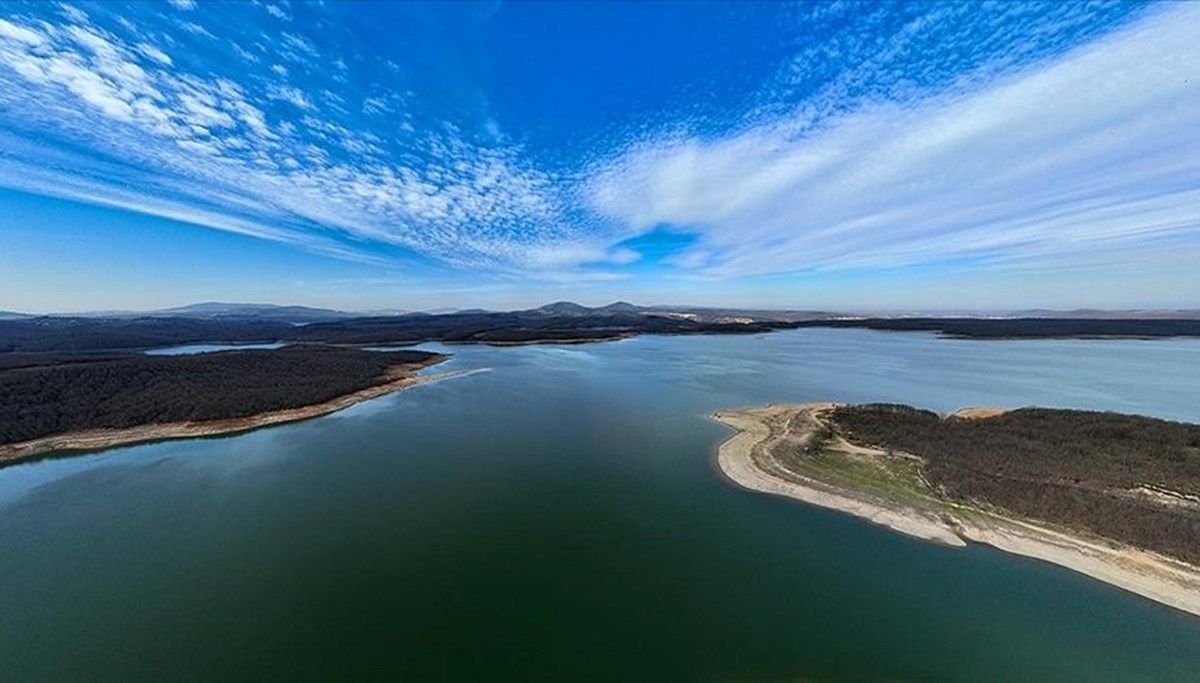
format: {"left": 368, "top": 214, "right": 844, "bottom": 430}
{"left": 0, "top": 345, "right": 455, "bottom": 466}
{"left": 713, "top": 403, "right": 1200, "bottom": 616}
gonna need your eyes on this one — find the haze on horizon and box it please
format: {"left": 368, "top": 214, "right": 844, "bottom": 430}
{"left": 1, "top": 0, "right": 1198, "bottom": 314}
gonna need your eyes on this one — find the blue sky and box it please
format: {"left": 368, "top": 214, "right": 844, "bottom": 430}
{"left": 1, "top": 0, "right": 1197, "bottom": 313}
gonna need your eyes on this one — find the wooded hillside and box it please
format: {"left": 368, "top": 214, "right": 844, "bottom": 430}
{"left": 0, "top": 346, "right": 440, "bottom": 446}
{"left": 828, "top": 404, "right": 1200, "bottom": 565}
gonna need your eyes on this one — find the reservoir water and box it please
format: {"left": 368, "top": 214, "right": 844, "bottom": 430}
{"left": 2, "top": 329, "right": 1199, "bottom": 681}
{"left": 144, "top": 342, "right": 286, "bottom": 355}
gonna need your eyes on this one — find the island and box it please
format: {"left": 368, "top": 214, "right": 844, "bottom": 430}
{"left": 0, "top": 345, "right": 460, "bottom": 466}
{"left": 713, "top": 403, "right": 1200, "bottom": 616}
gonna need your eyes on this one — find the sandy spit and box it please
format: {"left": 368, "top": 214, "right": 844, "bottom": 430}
{"left": 711, "top": 406, "right": 966, "bottom": 547}
{"left": 0, "top": 363, "right": 484, "bottom": 466}
{"left": 712, "top": 403, "right": 1200, "bottom": 618}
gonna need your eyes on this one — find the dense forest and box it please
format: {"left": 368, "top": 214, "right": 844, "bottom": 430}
{"left": 0, "top": 311, "right": 777, "bottom": 352}
{"left": 0, "top": 317, "right": 292, "bottom": 352}
{"left": 290, "top": 310, "right": 776, "bottom": 344}
{"left": 5, "top": 310, "right": 1199, "bottom": 353}
{"left": 827, "top": 404, "right": 1200, "bottom": 564}
{"left": 0, "top": 346, "right": 441, "bottom": 446}
{"left": 794, "top": 317, "right": 1200, "bottom": 338}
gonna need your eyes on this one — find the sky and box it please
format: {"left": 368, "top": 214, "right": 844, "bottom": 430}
{"left": 0, "top": 0, "right": 1197, "bottom": 313}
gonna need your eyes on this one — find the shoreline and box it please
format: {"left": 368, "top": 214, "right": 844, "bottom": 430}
{"left": 712, "top": 403, "right": 1200, "bottom": 618}
{"left": 0, "top": 360, "right": 480, "bottom": 467}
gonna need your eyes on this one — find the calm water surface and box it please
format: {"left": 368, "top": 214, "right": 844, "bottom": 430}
{"left": 144, "top": 342, "right": 286, "bottom": 355}
{"left": 2, "top": 329, "right": 1199, "bottom": 681}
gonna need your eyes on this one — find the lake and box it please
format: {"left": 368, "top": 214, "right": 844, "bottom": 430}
{"left": 144, "top": 342, "right": 286, "bottom": 355}
{"left": 2, "top": 329, "right": 1199, "bottom": 681}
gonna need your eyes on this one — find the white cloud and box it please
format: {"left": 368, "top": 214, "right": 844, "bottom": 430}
{"left": 0, "top": 11, "right": 576, "bottom": 274}
{"left": 266, "top": 84, "right": 312, "bottom": 110}
{"left": 168, "top": 0, "right": 197, "bottom": 10}
{"left": 265, "top": 5, "right": 290, "bottom": 21}
{"left": 180, "top": 22, "right": 214, "bottom": 38}
{"left": 586, "top": 4, "right": 1200, "bottom": 279}
{"left": 279, "top": 32, "right": 316, "bottom": 59}
{"left": 0, "top": 18, "right": 45, "bottom": 46}
{"left": 4, "top": 1, "right": 1187, "bottom": 291}
{"left": 231, "top": 41, "right": 258, "bottom": 63}
{"left": 361, "top": 96, "right": 391, "bottom": 115}
{"left": 57, "top": 4, "right": 88, "bottom": 24}
{"left": 137, "top": 42, "right": 172, "bottom": 65}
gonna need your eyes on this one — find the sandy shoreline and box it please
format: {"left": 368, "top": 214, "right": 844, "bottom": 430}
{"left": 0, "top": 361, "right": 481, "bottom": 467}
{"left": 712, "top": 403, "right": 1200, "bottom": 617}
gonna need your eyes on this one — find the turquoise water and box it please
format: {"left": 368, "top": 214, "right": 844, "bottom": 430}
{"left": 2, "top": 329, "right": 1199, "bottom": 681}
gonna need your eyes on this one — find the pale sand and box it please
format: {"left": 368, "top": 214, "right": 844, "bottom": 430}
{"left": 947, "top": 406, "right": 1009, "bottom": 420}
{"left": 0, "top": 363, "right": 485, "bottom": 466}
{"left": 712, "top": 403, "right": 1200, "bottom": 617}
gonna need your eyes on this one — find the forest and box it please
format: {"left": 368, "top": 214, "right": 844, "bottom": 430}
{"left": 794, "top": 317, "right": 1200, "bottom": 338}
{"left": 0, "top": 311, "right": 776, "bottom": 352}
{"left": 827, "top": 404, "right": 1200, "bottom": 565}
{"left": 4, "top": 310, "right": 1199, "bottom": 353}
{"left": 0, "top": 346, "right": 441, "bottom": 446}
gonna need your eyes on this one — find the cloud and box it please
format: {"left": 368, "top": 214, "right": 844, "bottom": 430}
{"left": 230, "top": 41, "right": 259, "bottom": 63}
{"left": 0, "top": 5, "right": 577, "bottom": 274}
{"left": 0, "top": 18, "right": 44, "bottom": 45}
{"left": 180, "top": 22, "right": 214, "bottom": 38}
{"left": 0, "top": 0, "right": 1194, "bottom": 291}
{"left": 266, "top": 84, "right": 312, "bottom": 110}
{"left": 586, "top": 4, "right": 1200, "bottom": 279}
{"left": 279, "top": 32, "right": 316, "bottom": 60}
{"left": 57, "top": 4, "right": 88, "bottom": 24}
{"left": 136, "top": 42, "right": 172, "bottom": 65}
{"left": 361, "top": 96, "right": 391, "bottom": 115}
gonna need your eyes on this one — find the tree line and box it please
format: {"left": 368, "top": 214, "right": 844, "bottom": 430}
{"left": 0, "top": 346, "right": 439, "bottom": 446}
{"left": 828, "top": 404, "right": 1200, "bottom": 565}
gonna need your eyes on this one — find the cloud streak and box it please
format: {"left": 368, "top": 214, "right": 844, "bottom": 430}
{"left": 0, "top": 3, "right": 579, "bottom": 273}
{"left": 0, "top": 1, "right": 1195, "bottom": 293}
{"left": 586, "top": 4, "right": 1200, "bottom": 279}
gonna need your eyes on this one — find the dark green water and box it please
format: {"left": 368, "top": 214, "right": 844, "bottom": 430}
{"left": 2, "top": 329, "right": 1199, "bottom": 681}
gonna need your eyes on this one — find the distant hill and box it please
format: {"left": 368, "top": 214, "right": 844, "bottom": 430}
{"left": 4, "top": 301, "right": 1200, "bottom": 353}
{"left": 525, "top": 301, "right": 832, "bottom": 322}
{"left": 0, "top": 311, "right": 32, "bottom": 321}
{"left": 530, "top": 301, "right": 595, "bottom": 316}
{"left": 150, "top": 302, "right": 353, "bottom": 323}
{"left": 59, "top": 302, "right": 356, "bottom": 324}
{"left": 528, "top": 301, "right": 652, "bottom": 316}
{"left": 595, "top": 301, "right": 644, "bottom": 314}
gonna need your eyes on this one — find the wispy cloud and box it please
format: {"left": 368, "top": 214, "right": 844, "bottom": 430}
{"left": 586, "top": 4, "right": 1200, "bottom": 279}
{"left": 0, "top": 0, "right": 1194, "bottom": 293}
{"left": 0, "top": 3, "right": 578, "bottom": 273}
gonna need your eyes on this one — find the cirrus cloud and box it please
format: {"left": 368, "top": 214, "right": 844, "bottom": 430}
{"left": 0, "top": 0, "right": 1195, "bottom": 292}
{"left": 585, "top": 4, "right": 1200, "bottom": 279}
